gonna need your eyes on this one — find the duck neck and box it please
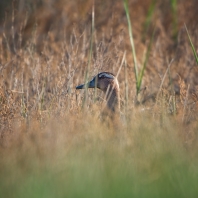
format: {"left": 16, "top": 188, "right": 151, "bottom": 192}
{"left": 105, "top": 87, "right": 120, "bottom": 112}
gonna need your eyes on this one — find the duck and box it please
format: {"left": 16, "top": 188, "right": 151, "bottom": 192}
{"left": 76, "top": 72, "right": 120, "bottom": 113}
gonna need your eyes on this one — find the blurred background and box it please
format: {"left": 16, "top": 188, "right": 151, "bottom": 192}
{"left": 1, "top": 0, "right": 198, "bottom": 87}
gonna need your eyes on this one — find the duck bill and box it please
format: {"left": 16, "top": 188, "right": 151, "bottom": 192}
{"left": 76, "top": 78, "right": 96, "bottom": 89}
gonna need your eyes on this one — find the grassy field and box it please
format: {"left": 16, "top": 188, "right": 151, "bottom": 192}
{"left": 1, "top": 0, "right": 198, "bottom": 197}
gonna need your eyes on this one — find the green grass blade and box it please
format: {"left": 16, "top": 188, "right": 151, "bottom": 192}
{"left": 123, "top": 0, "right": 138, "bottom": 93}
{"left": 143, "top": 0, "right": 156, "bottom": 41}
{"left": 185, "top": 24, "right": 198, "bottom": 65}
{"left": 137, "top": 28, "right": 155, "bottom": 93}
{"left": 170, "top": 0, "right": 178, "bottom": 39}
{"left": 82, "top": 2, "right": 95, "bottom": 108}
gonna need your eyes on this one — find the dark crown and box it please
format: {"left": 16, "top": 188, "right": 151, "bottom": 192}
{"left": 98, "top": 72, "right": 115, "bottom": 79}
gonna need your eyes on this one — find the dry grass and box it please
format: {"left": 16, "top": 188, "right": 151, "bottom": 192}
{"left": 0, "top": 0, "right": 198, "bottom": 197}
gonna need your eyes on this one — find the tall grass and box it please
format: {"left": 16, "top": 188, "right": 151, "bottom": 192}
{"left": 185, "top": 24, "right": 198, "bottom": 64}
{"left": 82, "top": 1, "right": 95, "bottom": 108}
{"left": 123, "top": 0, "right": 138, "bottom": 93}
{"left": 123, "top": 0, "right": 153, "bottom": 96}
{"left": 170, "top": 0, "right": 178, "bottom": 39}
{"left": 143, "top": 0, "right": 156, "bottom": 41}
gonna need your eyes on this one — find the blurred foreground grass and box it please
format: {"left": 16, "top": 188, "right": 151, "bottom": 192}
{"left": 0, "top": 111, "right": 198, "bottom": 198}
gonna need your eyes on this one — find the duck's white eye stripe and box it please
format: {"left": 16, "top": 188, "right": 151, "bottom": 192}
{"left": 98, "top": 73, "right": 114, "bottom": 79}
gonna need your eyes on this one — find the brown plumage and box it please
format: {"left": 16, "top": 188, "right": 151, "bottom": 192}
{"left": 76, "top": 72, "right": 120, "bottom": 112}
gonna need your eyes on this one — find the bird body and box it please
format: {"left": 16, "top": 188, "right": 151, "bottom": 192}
{"left": 76, "top": 72, "right": 120, "bottom": 113}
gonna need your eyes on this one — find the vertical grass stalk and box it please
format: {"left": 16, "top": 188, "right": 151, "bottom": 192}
{"left": 124, "top": 59, "right": 128, "bottom": 117}
{"left": 143, "top": 0, "right": 156, "bottom": 41}
{"left": 82, "top": 0, "right": 95, "bottom": 108}
{"left": 170, "top": 0, "right": 178, "bottom": 39}
{"left": 123, "top": 0, "right": 138, "bottom": 90}
{"left": 137, "top": 29, "right": 155, "bottom": 92}
{"left": 168, "top": 64, "right": 177, "bottom": 115}
{"left": 185, "top": 24, "right": 198, "bottom": 65}
{"left": 124, "top": 0, "right": 153, "bottom": 96}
